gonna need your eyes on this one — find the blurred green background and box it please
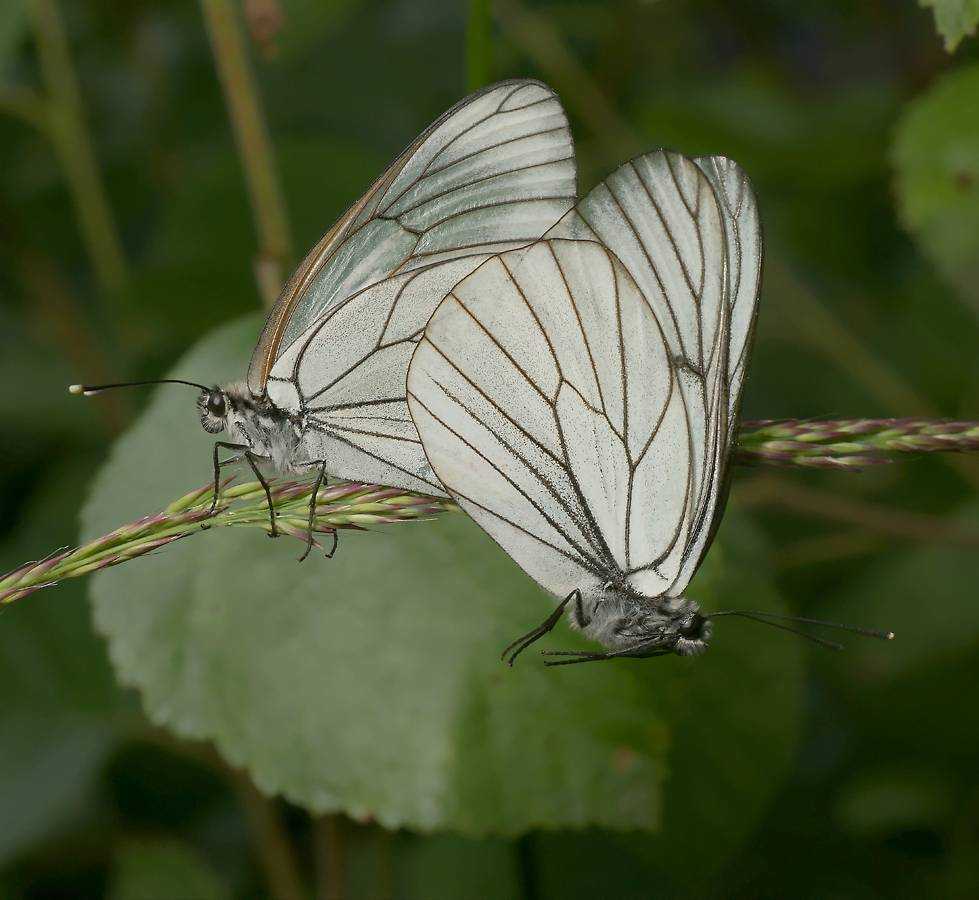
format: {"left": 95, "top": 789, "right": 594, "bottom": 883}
{"left": 2, "top": 1, "right": 979, "bottom": 898}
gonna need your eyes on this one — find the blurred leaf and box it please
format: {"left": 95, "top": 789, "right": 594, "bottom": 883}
{"left": 920, "top": 1, "right": 979, "bottom": 50}
{"left": 893, "top": 64, "right": 979, "bottom": 315}
{"left": 0, "top": 0, "right": 28, "bottom": 73}
{"left": 0, "top": 460, "right": 132, "bottom": 864}
{"left": 835, "top": 768, "right": 953, "bottom": 838}
{"left": 81, "top": 315, "right": 802, "bottom": 839}
{"left": 110, "top": 838, "right": 229, "bottom": 900}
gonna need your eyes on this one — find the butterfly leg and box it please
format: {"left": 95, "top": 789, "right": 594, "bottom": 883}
{"left": 541, "top": 644, "right": 671, "bottom": 668}
{"left": 500, "top": 589, "right": 580, "bottom": 668}
{"left": 298, "top": 460, "right": 328, "bottom": 563}
{"left": 208, "top": 441, "right": 248, "bottom": 518}
{"left": 574, "top": 590, "right": 592, "bottom": 627}
{"left": 244, "top": 451, "right": 278, "bottom": 537}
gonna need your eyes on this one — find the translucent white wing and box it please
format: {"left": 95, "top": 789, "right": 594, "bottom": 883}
{"left": 693, "top": 156, "right": 762, "bottom": 440}
{"left": 409, "top": 208, "right": 732, "bottom": 601}
{"left": 268, "top": 258, "right": 489, "bottom": 494}
{"left": 544, "top": 150, "right": 762, "bottom": 586}
{"left": 547, "top": 151, "right": 762, "bottom": 439}
{"left": 251, "top": 79, "right": 577, "bottom": 399}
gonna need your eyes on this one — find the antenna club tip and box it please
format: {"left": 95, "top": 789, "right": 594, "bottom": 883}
{"left": 885, "top": 631, "right": 895, "bottom": 640}
{"left": 67, "top": 384, "right": 91, "bottom": 396}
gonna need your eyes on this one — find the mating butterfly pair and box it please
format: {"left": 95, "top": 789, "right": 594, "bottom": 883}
{"left": 75, "top": 81, "right": 891, "bottom": 663}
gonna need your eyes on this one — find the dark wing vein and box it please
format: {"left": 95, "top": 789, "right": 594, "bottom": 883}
{"left": 548, "top": 242, "right": 611, "bottom": 423}
{"left": 409, "top": 382, "right": 607, "bottom": 568}
{"left": 389, "top": 156, "right": 574, "bottom": 219}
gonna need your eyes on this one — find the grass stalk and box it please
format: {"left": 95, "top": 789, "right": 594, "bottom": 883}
{"left": 3, "top": 418, "right": 977, "bottom": 606}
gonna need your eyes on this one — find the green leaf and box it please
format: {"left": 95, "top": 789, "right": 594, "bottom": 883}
{"left": 0, "top": 460, "right": 132, "bottom": 864}
{"left": 81, "top": 315, "right": 802, "bottom": 842}
{"left": 920, "top": 1, "right": 979, "bottom": 51}
{"left": 893, "top": 64, "right": 979, "bottom": 314}
{"left": 110, "top": 839, "right": 229, "bottom": 900}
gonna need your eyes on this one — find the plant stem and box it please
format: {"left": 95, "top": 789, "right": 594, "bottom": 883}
{"left": 233, "top": 771, "right": 309, "bottom": 900}
{"left": 467, "top": 0, "right": 493, "bottom": 90}
{"left": 0, "top": 479, "right": 451, "bottom": 605}
{"left": 29, "top": 0, "right": 128, "bottom": 296}
{"left": 737, "top": 417, "right": 979, "bottom": 468}
{"left": 3, "top": 417, "right": 977, "bottom": 606}
{"left": 313, "top": 814, "right": 345, "bottom": 900}
{"left": 200, "top": 0, "right": 293, "bottom": 308}
{"left": 142, "top": 725, "right": 308, "bottom": 900}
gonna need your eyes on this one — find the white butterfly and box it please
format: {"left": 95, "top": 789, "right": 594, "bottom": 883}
{"left": 73, "top": 80, "right": 576, "bottom": 559}
{"left": 406, "top": 150, "right": 763, "bottom": 664}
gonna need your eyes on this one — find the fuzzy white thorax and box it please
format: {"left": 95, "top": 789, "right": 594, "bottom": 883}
{"left": 569, "top": 584, "right": 712, "bottom": 657}
{"left": 200, "top": 382, "right": 308, "bottom": 474}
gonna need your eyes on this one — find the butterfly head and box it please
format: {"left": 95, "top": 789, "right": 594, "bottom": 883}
{"left": 197, "top": 386, "right": 229, "bottom": 434}
{"left": 196, "top": 382, "right": 270, "bottom": 441}
{"left": 664, "top": 598, "right": 714, "bottom": 657}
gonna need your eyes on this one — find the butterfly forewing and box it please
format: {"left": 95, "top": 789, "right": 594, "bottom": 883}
{"left": 408, "top": 234, "right": 713, "bottom": 601}
{"left": 255, "top": 80, "right": 576, "bottom": 492}
{"left": 251, "top": 79, "right": 575, "bottom": 392}
{"left": 409, "top": 150, "right": 761, "bottom": 605}
{"left": 544, "top": 150, "right": 761, "bottom": 591}
{"left": 693, "top": 155, "right": 763, "bottom": 438}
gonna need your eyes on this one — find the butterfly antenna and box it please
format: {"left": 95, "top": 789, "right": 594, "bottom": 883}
{"left": 711, "top": 611, "right": 844, "bottom": 650}
{"left": 68, "top": 379, "right": 211, "bottom": 397}
{"left": 710, "top": 610, "right": 894, "bottom": 650}
{"left": 722, "top": 610, "right": 894, "bottom": 641}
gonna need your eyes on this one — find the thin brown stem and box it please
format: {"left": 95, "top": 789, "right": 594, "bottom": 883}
{"left": 143, "top": 726, "right": 309, "bottom": 900}
{"left": 29, "top": 0, "right": 128, "bottom": 295}
{"left": 200, "top": 0, "right": 293, "bottom": 307}
{"left": 313, "top": 814, "right": 345, "bottom": 900}
{"left": 735, "top": 474, "right": 979, "bottom": 550}
{"left": 234, "top": 772, "right": 309, "bottom": 900}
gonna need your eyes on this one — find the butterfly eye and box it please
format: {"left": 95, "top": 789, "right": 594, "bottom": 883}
{"left": 680, "top": 615, "right": 706, "bottom": 640}
{"left": 207, "top": 393, "right": 226, "bottom": 418}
